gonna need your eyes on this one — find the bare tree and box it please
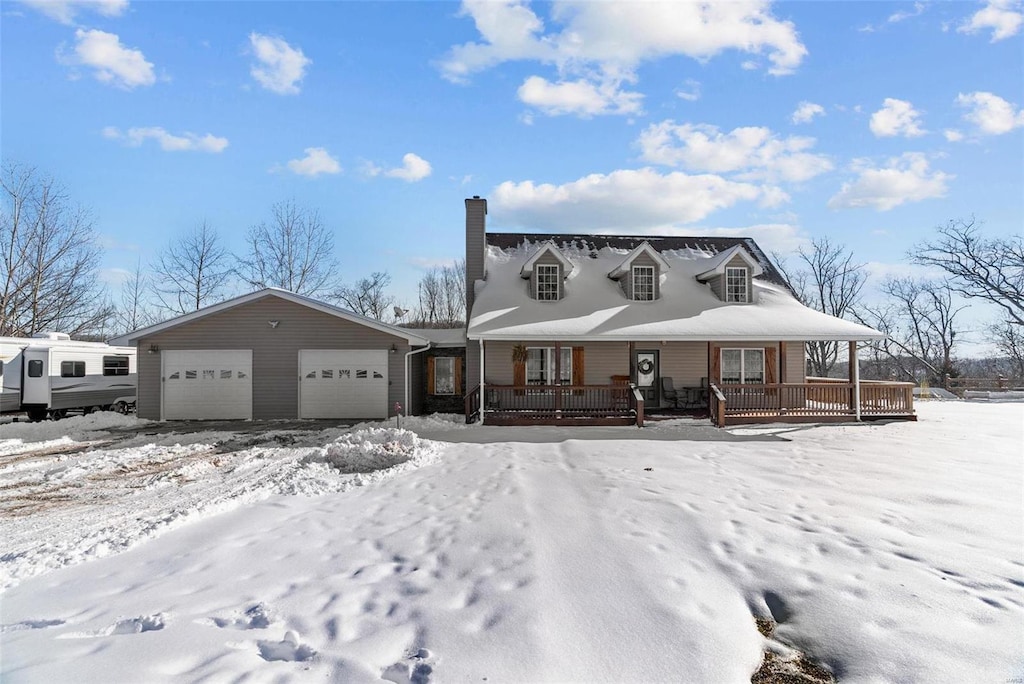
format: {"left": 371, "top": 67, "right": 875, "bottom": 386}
{"left": 0, "top": 163, "right": 111, "bottom": 337}
{"left": 114, "top": 258, "right": 156, "bottom": 334}
{"left": 151, "top": 221, "right": 232, "bottom": 315}
{"left": 238, "top": 199, "right": 339, "bottom": 297}
{"left": 334, "top": 271, "right": 395, "bottom": 321}
{"left": 775, "top": 238, "right": 865, "bottom": 376}
{"left": 912, "top": 218, "right": 1024, "bottom": 326}
{"left": 412, "top": 260, "right": 466, "bottom": 328}
{"left": 856, "top": 277, "right": 966, "bottom": 384}
{"left": 990, "top": 319, "right": 1024, "bottom": 381}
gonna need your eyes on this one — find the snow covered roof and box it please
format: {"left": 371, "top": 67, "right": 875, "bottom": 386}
{"left": 607, "top": 241, "right": 671, "bottom": 279}
{"left": 469, "top": 237, "right": 884, "bottom": 342}
{"left": 110, "top": 288, "right": 430, "bottom": 346}
{"left": 404, "top": 328, "right": 466, "bottom": 347}
{"left": 695, "top": 244, "right": 764, "bottom": 280}
{"left": 519, "top": 241, "right": 575, "bottom": 278}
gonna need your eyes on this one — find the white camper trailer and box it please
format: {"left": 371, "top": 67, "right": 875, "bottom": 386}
{"left": 0, "top": 333, "right": 137, "bottom": 421}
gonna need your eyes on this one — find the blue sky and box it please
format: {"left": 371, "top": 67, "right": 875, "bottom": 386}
{"left": 3, "top": 0, "right": 1022, "bottom": 349}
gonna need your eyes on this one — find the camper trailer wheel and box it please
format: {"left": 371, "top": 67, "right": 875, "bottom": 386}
{"left": 112, "top": 401, "right": 128, "bottom": 414}
{"left": 26, "top": 408, "right": 47, "bottom": 422}
{"left": 49, "top": 409, "right": 67, "bottom": 420}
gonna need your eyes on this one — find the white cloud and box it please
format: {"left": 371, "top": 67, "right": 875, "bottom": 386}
{"left": 675, "top": 79, "right": 701, "bottom": 102}
{"left": 943, "top": 129, "right": 965, "bottom": 142}
{"left": 249, "top": 32, "right": 310, "bottom": 95}
{"left": 637, "top": 121, "right": 833, "bottom": 183}
{"left": 517, "top": 75, "right": 642, "bottom": 116}
{"left": 20, "top": 0, "right": 127, "bottom": 24}
{"left": 828, "top": 153, "right": 952, "bottom": 211}
{"left": 439, "top": 1, "right": 807, "bottom": 116}
{"left": 888, "top": 1, "right": 926, "bottom": 23}
{"left": 869, "top": 98, "right": 926, "bottom": 137}
{"left": 103, "top": 126, "right": 229, "bottom": 153}
{"left": 791, "top": 101, "right": 825, "bottom": 124}
{"left": 286, "top": 147, "right": 341, "bottom": 176}
{"left": 956, "top": 91, "right": 1024, "bottom": 135}
{"left": 958, "top": 0, "right": 1023, "bottom": 41}
{"left": 366, "top": 153, "right": 433, "bottom": 182}
{"left": 490, "top": 167, "right": 778, "bottom": 231}
{"left": 63, "top": 28, "right": 154, "bottom": 89}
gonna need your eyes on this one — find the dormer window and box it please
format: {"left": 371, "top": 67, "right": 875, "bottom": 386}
{"left": 536, "top": 264, "right": 560, "bottom": 301}
{"left": 632, "top": 265, "right": 655, "bottom": 301}
{"left": 726, "top": 267, "right": 748, "bottom": 303}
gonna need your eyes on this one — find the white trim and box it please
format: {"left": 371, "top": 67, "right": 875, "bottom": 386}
{"left": 479, "top": 339, "right": 485, "bottom": 420}
{"left": 853, "top": 341, "right": 861, "bottom": 421}
{"left": 535, "top": 263, "right": 560, "bottom": 301}
{"left": 631, "top": 265, "right": 656, "bottom": 301}
{"left": 111, "top": 288, "right": 429, "bottom": 346}
{"left": 696, "top": 244, "right": 764, "bottom": 281}
{"left": 468, "top": 333, "right": 884, "bottom": 342}
{"left": 520, "top": 241, "right": 574, "bottom": 278}
{"left": 725, "top": 266, "right": 748, "bottom": 303}
{"left": 607, "top": 241, "right": 671, "bottom": 279}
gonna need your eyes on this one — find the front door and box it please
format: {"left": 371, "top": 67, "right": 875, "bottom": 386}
{"left": 635, "top": 350, "right": 659, "bottom": 405}
{"left": 21, "top": 348, "right": 49, "bottom": 407}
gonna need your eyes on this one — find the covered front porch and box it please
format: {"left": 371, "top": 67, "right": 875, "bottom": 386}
{"left": 465, "top": 339, "right": 916, "bottom": 427}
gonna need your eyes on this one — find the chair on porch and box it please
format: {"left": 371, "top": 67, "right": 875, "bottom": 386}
{"left": 661, "top": 377, "right": 681, "bottom": 409}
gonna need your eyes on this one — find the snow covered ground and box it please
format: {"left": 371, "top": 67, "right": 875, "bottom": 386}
{"left": 1, "top": 403, "right": 1021, "bottom": 682}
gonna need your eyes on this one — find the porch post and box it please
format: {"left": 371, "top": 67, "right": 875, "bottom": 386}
{"left": 849, "top": 340, "right": 861, "bottom": 421}
{"left": 480, "top": 339, "right": 486, "bottom": 420}
{"left": 554, "top": 342, "right": 562, "bottom": 413}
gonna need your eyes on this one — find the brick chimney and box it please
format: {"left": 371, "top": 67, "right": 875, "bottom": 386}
{"left": 465, "top": 196, "right": 487, "bottom": 322}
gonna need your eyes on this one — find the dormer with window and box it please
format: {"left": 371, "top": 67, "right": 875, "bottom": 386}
{"left": 696, "top": 244, "right": 764, "bottom": 304}
{"left": 520, "top": 242, "right": 574, "bottom": 301}
{"left": 608, "top": 242, "right": 670, "bottom": 301}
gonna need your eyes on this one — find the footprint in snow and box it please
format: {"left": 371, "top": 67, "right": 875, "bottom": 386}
{"left": 58, "top": 613, "right": 165, "bottom": 639}
{"left": 257, "top": 629, "right": 317, "bottom": 662}
{"left": 207, "top": 603, "right": 273, "bottom": 630}
{"left": 0, "top": 618, "right": 65, "bottom": 633}
{"left": 383, "top": 648, "right": 435, "bottom": 684}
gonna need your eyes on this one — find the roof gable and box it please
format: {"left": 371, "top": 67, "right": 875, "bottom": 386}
{"left": 695, "top": 244, "right": 764, "bottom": 281}
{"left": 519, "top": 241, "right": 575, "bottom": 279}
{"left": 110, "top": 288, "right": 429, "bottom": 346}
{"left": 608, "top": 241, "right": 671, "bottom": 279}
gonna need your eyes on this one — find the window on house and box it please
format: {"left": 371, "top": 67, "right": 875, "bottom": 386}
{"left": 536, "top": 264, "right": 560, "bottom": 301}
{"left": 433, "top": 357, "right": 455, "bottom": 395}
{"left": 60, "top": 361, "right": 86, "bottom": 377}
{"left": 28, "top": 360, "right": 43, "bottom": 377}
{"left": 632, "top": 265, "right": 655, "bottom": 301}
{"left": 720, "top": 348, "right": 765, "bottom": 384}
{"left": 526, "top": 347, "right": 572, "bottom": 385}
{"left": 103, "top": 355, "right": 130, "bottom": 376}
{"left": 726, "top": 267, "right": 748, "bottom": 302}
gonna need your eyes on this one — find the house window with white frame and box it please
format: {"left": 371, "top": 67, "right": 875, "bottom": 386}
{"left": 536, "top": 264, "right": 560, "bottom": 301}
{"left": 526, "top": 347, "right": 572, "bottom": 385}
{"left": 726, "top": 267, "right": 748, "bottom": 302}
{"left": 632, "top": 265, "right": 655, "bottom": 301}
{"left": 433, "top": 357, "right": 455, "bottom": 395}
{"left": 720, "top": 348, "right": 764, "bottom": 384}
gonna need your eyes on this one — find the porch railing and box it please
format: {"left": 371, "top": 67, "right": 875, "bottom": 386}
{"left": 465, "top": 384, "right": 481, "bottom": 424}
{"left": 711, "top": 381, "right": 915, "bottom": 421}
{"left": 480, "top": 384, "right": 640, "bottom": 424}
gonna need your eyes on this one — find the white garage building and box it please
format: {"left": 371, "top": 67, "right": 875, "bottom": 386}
{"left": 112, "top": 288, "right": 428, "bottom": 421}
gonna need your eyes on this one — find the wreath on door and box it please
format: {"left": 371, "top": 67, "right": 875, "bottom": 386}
{"left": 637, "top": 358, "right": 654, "bottom": 374}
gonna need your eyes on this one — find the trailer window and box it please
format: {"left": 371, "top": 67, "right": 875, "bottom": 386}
{"left": 103, "top": 355, "right": 130, "bottom": 376}
{"left": 61, "top": 361, "right": 86, "bottom": 377}
{"left": 28, "top": 360, "right": 43, "bottom": 377}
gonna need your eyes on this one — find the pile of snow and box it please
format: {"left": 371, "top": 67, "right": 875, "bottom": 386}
{"left": 0, "top": 413, "right": 145, "bottom": 457}
{"left": 964, "top": 389, "right": 1024, "bottom": 401}
{"left": 307, "top": 428, "right": 421, "bottom": 473}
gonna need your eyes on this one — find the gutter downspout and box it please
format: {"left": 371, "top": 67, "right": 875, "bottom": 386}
{"left": 853, "top": 341, "right": 861, "bottom": 421}
{"left": 405, "top": 342, "right": 432, "bottom": 417}
{"left": 479, "top": 338, "right": 485, "bottom": 422}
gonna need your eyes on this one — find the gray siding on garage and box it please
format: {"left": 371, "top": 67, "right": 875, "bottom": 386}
{"left": 136, "top": 294, "right": 411, "bottom": 420}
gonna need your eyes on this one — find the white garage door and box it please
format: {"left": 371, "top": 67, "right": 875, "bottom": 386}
{"left": 163, "top": 350, "right": 252, "bottom": 420}
{"left": 299, "top": 350, "right": 388, "bottom": 419}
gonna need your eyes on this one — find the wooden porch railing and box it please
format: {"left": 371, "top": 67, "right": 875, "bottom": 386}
{"left": 478, "top": 384, "right": 641, "bottom": 425}
{"left": 465, "top": 384, "right": 481, "bottom": 424}
{"left": 712, "top": 381, "right": 915, "bottom": 422}
{"left": 709, "top": 383, "right": 727, "bottom": 428}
